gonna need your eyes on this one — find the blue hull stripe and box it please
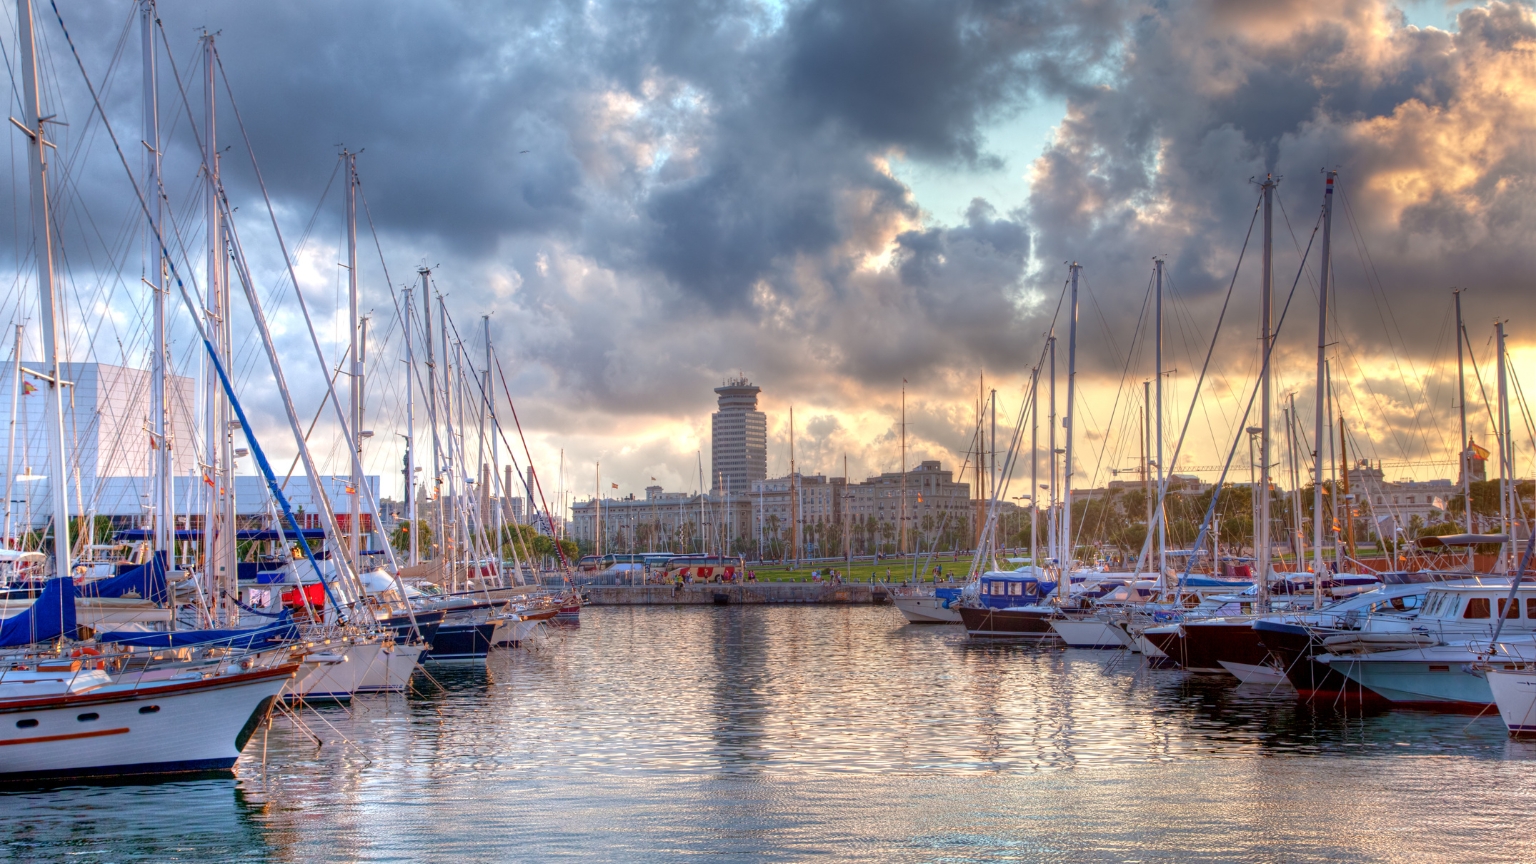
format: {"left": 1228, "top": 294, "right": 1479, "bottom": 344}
{"left": 0, "top": 757, "right": 236, "bottom": 783}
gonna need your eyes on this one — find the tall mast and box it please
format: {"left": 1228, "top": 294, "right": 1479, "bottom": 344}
{"left": 899, "top": 380, "right": 906, "bottom": 556}
{"left": 3, "top": 325, "right": 20, "bottom": 545}
{"left": 1497, "top": 320, "right": 1512, "bottom": 573}
{"left": 1029, "top": 366, "right": 1038, "bottom": 571}
{"left": 1062, "top": 262, "right": 1080, "bottom": 594}
{"left": 1340, "top": 416, "right": 1354, "bottom": 559}
{"left": 595, "top": 462, "right": 601, "bottom": 558}
{"left": 1327, "top": 359, "right": 1340, "bottom": 573}
{"left": 1143, "top": 380, "right": 1152, "bottom": 570}
{"left": 1288, "top": 396, "right": 1304, "bottom": 565}
{"left": 18, "top": 0, "right": 71, "bottom": 581}
{"left": 990, "top": 386, "right": 996, "bottom": 559}
{"left": 1454, "top": 289, "right": 1471, "bottom": 567}
{"left": 789, "top": 405, "right": 797, "bottom": 565}
{"left": 439, "top": 296, "right": 457, "bottom": 582}
{"left": 145, "top": 3, "right": 172, "bottom": 566}
{"left": 403, "top": 286, "right": 417, "bottom": 566}
{"left": 1259, "top": 176, "right": 1277, "bottom": 610}
{"left": 1047, "top": 335, "right": 1057, "bottom": 568}
{"left": 199, "top": 31, "right": 235, "bottom": 622}
{"left": 345, "top": 152, "right": 362, "bottom": 570}
{"left": 421, "top": 270, "right": 443, "bottom": 567}
{"left": 485, "top": 317, "right": 503, "bottom": 579}
{"left": 1312, "top": 171, "right": 1335, "bottom": 607}
{"left": 1154, "top": 256, "right": 1166, "bottom": 578}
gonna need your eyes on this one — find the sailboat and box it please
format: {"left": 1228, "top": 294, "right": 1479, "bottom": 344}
{"left": 0, "top": 0, "right": 299, "bottom": 782}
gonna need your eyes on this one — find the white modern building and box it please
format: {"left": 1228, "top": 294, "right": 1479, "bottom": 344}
{"left": 0, "top": 362, "right": 374, "bottom": 531}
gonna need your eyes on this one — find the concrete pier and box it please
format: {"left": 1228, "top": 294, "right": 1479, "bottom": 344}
{"left": 583, "top": 583, "right": 891, "bottom": 605}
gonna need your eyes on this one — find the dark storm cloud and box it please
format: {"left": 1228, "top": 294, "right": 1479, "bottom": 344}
{"left": 18, "top": 0, "right": 1536, "bottom": 489}
{"left": 1022, "top": 0, "right": 1536, "bottom": 382}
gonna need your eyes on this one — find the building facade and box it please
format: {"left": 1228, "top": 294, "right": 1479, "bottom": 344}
{"left": 0, "top": 362, "right": 197, "bottom": 527}
{"left": 710, "top": 377, "right": 767, "bottom": 494}
{"left": 570, "top": 461, "right": 976, "bottom": 559}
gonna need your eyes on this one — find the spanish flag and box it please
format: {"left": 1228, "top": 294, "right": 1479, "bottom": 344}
{"left": 1469, "top": 439, "right": 1490, "bottom": 461}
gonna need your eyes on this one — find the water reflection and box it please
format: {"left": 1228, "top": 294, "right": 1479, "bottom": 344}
{"left": 4, "top": 605, "right": 1536, "bottom": 862}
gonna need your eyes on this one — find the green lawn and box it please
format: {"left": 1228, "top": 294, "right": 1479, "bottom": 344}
{"left": 748, "top": 555, "right": 978, "bottom": 583}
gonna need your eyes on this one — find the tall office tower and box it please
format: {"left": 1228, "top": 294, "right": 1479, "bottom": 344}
{"left": 711, "top": 377, "right": 767, "bottom": 494}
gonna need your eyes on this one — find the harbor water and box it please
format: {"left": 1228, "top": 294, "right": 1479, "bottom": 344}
{"left": 5, "top": 604, "right": 1536, "bottom": 862}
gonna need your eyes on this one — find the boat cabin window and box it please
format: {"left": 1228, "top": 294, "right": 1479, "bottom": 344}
{"left": 1008, "top": 581, "right": 1023, "bottom": 597}
{"left": 1528, "top": 598, "right": 1536, "bottom": 619}
{"left": 1498, "top": 598, "right": 1520, "bottom": 619}
{"left": 1464, "top": 597, "right": 1490, "bottom": 619}
{"left": 1419, "top": 594, "right": 1439, "bottom": 616}
{"left": 1372, "top": 595, "right": 1422, "bottom": 614}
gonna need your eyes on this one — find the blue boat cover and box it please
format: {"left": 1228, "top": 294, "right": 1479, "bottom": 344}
{"left": 98, "top": 612, "right": 297, "bottom": 650}
{"left": 79, "top": 553, "right": 169, "bottom": 604}
{"left": 0, "top": 577, "right": 78, "bottom": 647}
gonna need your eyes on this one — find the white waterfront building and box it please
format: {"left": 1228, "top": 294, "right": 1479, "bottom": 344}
{"left": 0, "top": 362, "right": 374, "bottom": 531}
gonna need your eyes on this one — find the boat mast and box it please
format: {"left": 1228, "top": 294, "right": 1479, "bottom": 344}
{"left": 345, "top": 151, "right": 362, "bottom": 571}
{"left": 1142, "top": 380, "right": 1151, "bottom": 571}
{"left": 1312, "top": 170, "right": 1335, "bottom": 607}
{"left": 403, "top": 286, "right": 417, "bottom": 566}
{"left": 1287, "top": 395, "right": 1305, "bottom": 567}
{"left": 439, "top": 297, "right": 460, "bottom": 586}
{"left": 1258, "top": 176, "right": 1277, "bottom": 611}
{"left": 1327, "top": 359, "right": 1340, "bottom": 573}
{"left": 1154, "top": 256, "right": 1166, "bottom": 579}
{"left": 789, "top": 405, "right": 797, "bottom": 565}
{"left": 3, "top": 325, "right": 20, "bottom": 545}
{"left": 990, "top": 386, "right": 996, "bottom": 562}
{"left": 195, "top": 34, "right": 235, "bottom": 622}
{"left": 145, "top": 3, "right": 173, "bottom": 572}
{"left": 1497, "top": 320, "right": 1512, "bottom": 573}
{"left": 421, "top": 270, "right": 444, "bottom": 572}
{"left": 485, "top": 318, "right": 503, "bottom": 580}
{"left": 899, "top": 380, "right": 906, "bottom": 557}
{"left": 1454, "top": 289, "right": 1472, "bottom": 567}
{"left": 1340, "top": 416, "right": 1354, "bottom": 559}
{"left": 1029, "top": 365, "right": 1038, "bottom": 571}
{"left": 1047, "top": 335, "right": 1057, "bottom": 572}
{"left": 1061, "top": 262, "right": 1080, "bottom": 595}
{"left": 17, "top": 0, "right": 71, "bottom": 581}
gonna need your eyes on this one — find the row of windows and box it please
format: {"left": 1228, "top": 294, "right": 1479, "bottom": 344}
{"left": 1459, "top": 596, "right": 1536, "bottom": 620}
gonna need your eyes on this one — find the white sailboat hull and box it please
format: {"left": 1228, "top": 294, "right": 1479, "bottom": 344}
{"left": 0, "top": 665, "right": 295, "bottom": 781}
{"left": 1050, "top": 619, "right": 1125, "bottom": 648}
{"left": 357, "top": 642, "right": 424, "bottom": 694}
{"left": 1219, "top": 660, "right": 1290, "bottom": 686}
{"left": 288, "top": 641, "right": 382, "bottom": 702}
{"left": 893, "top": 596, "right": 961, "bottom": 624}
{"left": 1486, "top": 668, "right": 1536, "bottom": 735}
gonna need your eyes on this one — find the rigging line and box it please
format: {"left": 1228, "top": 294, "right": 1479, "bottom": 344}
{"left": 1462, "top": 322, "right": 1505, "bottom": 457}
{"left": 1338, "top": 185, "right": 1436, "bottom": 458}
{"left": 209, "top": 50, "right": 389, "bottom": 558}
{"left": 968, "top": 282, "right": 1068, "bottom": 576}
{"left": 1508, "top": 363, "right": 1536, "bottom": 463}
{"left": 1173, "top": 202, "right": 1321, "bottom": 586}
{"left": 1068, "top": 271, "right": 1150, "bottom": 553}
{"left": 45, "top": 0, "right": 351, "bottom": 617}
{"left": 278, "top": 360, "right": 347, "bottom": 491}
{"left": 1128, "top": 191, "right": 1263, "bottom": 574}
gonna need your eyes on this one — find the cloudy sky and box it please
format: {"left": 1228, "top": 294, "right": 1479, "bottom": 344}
{"left": 8, "top": 0, "right": 1535, "bottom": 511}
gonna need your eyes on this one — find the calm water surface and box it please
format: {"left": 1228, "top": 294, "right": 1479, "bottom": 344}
{"left": 5, "top": 605, "right": 1536, "bottom": 862}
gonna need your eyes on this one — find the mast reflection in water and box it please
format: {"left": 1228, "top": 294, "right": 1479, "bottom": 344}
{"left": 4, "top": 605, "right": 1536, "bottom": 862}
